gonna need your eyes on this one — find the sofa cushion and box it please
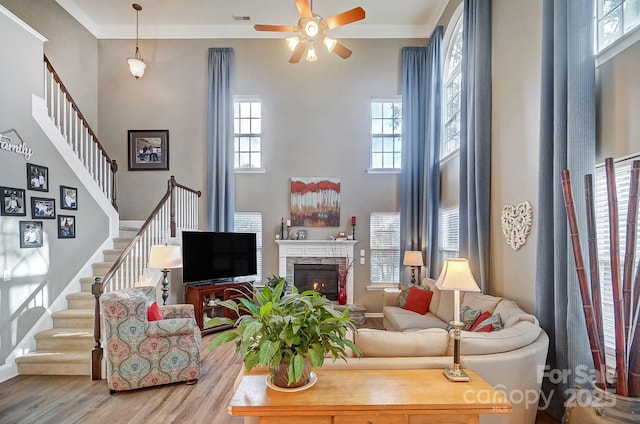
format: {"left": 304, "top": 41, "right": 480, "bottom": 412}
{"left": 434, "top": 289, "right": 455, "bottom": 323}
{"left": 383, "top": 307, "right": 448, "bottom": 331}
{"left": 356, "top": 328, "right": 449, "bottom": 357}
{"left": 402, "top": 287, "right": 433, "bottom": 314}
{"left": 493, "top": 299, "right": 539, "bottom": 327}
{"left": 462, "top": 292, "right": 502, "bottom": 314}
{"left": 447, "top": 321, "right": 542, "bottom": 355}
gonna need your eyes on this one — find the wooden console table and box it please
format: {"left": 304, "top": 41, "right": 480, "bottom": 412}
{"left": 229, "top": 368, "right": 511, "bottom": 423}
{"left": 184, "top": 281, "right": 252, "bottom": 334}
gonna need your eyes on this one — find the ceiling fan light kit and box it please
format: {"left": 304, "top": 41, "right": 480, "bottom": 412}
{"left": 254, "top": 0, "right": 365, "bottom": 64}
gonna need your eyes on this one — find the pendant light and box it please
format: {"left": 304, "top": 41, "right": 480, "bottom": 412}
{"left": 127, "top": 3, "right": 146, "bottom": 79}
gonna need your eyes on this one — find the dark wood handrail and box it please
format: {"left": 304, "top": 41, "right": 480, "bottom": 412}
{"left": 91, "top": 176, "right": 201, "bottom": 379}
{"left": 44, "top": 55, "right": 118, "bottom": 210}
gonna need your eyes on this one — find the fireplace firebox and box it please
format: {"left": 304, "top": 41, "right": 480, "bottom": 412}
{"left": 294, "top": 264, "right": 338, "bottom": 301}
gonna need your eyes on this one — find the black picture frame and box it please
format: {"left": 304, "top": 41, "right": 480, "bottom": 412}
{"left": 20, "top": 221, "right": 43, "bottom": 248}
{"left": 31, "top": 197, "right": 55, "bottom": 219}
{"left": 26, "top": 163, "right": 49, "bottom": 192}
{"left": 128, "top": 130, "right": 169, "bottom": 171}
{"left": 60, "top": 185, "right": 78, "bottom": 210}
{"left": 0, "top": 186, "right": 26, "bottom": 216}
{"left": 58, "top": 215, "right": 76, "bottom": 239}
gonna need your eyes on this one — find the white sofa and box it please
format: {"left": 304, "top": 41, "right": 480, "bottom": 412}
{"left": 235, "top": 279, "right": 549, "bottom": 424}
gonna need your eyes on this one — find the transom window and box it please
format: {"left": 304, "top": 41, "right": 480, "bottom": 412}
{"left": 234, "top": 99, "right": 261, "bottom": 169}
{"left": 596, "top": 0, "right": 640, "bottom": 51}
{"left": 234, "top": 212, "right": 263, "bottom": 282}
{"left": 370, "top": 99, "right": 402, "bottom": 169}
{"left": 370, "top": 212, "right": 400, "bottom": 283}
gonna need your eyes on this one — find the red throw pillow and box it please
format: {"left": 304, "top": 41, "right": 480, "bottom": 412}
{"left": 147, "top": 301, "right": 163, "bottom": 321}
{"left": 402, "top": 287, "right": 433, "bottom": 315}
{"left": 469, "top": 311, "right": 492, "bottom": 331}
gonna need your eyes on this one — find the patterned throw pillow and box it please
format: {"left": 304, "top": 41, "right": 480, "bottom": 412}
{"left": 446, "top": 305, "right": 481, "bottom": 331}
{"left": 402, "top": 287, "right": 434, "bottom": 315}
{"left": 396, "top": 284, "right": 430, "bottom": 307}
{"left": 472, "top": 313, "right": 503, "bottom": 332}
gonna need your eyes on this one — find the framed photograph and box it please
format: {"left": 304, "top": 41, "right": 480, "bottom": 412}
{"left": 0, "top": 186, "right": 26, "bottom": 216}
{"left": 58, "top": 215, "right": 76, "bottom": 239}
{"left": 298, "top": 230, "right": 307, "bottom": 240}
{"left": 128, "top": 130, "right": 169, "bottom": 171}
{"left": 31, "top": 197, "right": 55, "bottom": 219}
{"left": 20, "top": 221, "right": 43, "bottom": 248}
{"left": 27, "top": 163, "right": 49, "bottom": 192}
{"left": 60, "top": 186, "right": 78, "bottom": 210}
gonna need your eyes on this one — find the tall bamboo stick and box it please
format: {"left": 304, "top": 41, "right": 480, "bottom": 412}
{"left": 629, "top": 302, "right": 640, "bottom": 396}
{"left": 584, "top": 174, "right": 606, "bottom": 370}
{"left": 561, "top": 169, "right": 607, "bottom": 390}
{"left": 624, "top": 161, "right": 640, "bottom": 352}
{"left": 605, "top": 158, "right": 629, "bottom": 396}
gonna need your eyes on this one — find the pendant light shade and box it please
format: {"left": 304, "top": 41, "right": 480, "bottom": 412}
{"left": 127, "top": 4, "right": 146, "bottom": 79}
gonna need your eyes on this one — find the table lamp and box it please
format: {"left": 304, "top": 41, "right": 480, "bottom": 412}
{"left": 149, "top": 244, "right": 183, "bottom": 305}
{"left": 403, "top": 251, "right": 424, "bottom": 285}
{"left": 436, "top": 258, "right": 480, "bottom": 382}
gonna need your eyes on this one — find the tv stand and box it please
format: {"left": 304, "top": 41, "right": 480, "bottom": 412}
{"left": 184, "top": 280, "right": 253, "bottom": 334}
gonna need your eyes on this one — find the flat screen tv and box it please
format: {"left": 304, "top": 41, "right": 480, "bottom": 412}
{"left": 182, "top": 231, "right": 257, "bottom": 283}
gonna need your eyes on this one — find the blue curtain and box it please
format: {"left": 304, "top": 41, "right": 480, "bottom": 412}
{"left": 206, "top": 48, "right": 235, "bottom": 231}
{"left": 400, "top": 27, "right": 443, "bottom": 282}
{"left": 535, "top": 0, "right": 596, "bottom": 417}
{"left": 459, "top": 0, "right": 492, "bottom": 291}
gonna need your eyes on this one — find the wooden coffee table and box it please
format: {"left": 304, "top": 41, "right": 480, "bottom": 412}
{"left": 229, "top": 368, "right": 511, "bottom": 424}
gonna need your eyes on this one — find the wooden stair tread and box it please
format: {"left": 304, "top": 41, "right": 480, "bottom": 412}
{"left": 15, "top": 350, "right": 90, "bottom": 363}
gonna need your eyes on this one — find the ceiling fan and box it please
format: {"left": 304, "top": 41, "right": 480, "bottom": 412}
{"left": 253, "top": 0, "right": 366, "bottom": 63}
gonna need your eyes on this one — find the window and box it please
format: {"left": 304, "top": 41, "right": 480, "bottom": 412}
{"left": 441, "top": 12, "right": 463, "bottom": 159}
{"left": 234, "top": 99, "right": 261, "bottom": 169}
{"left": 234, "top": 212, "right": 263, "bottom": 282}
{"left": 370, "top": 212, "right": 400, "bottom": 283}
{"left": 596, "top": 0, "right": 640, "bottom": 51}
{"left": 370, "top": 99, "right": 402, "bottom": 169}
{"left": 594, "top": 156, "right": 640, "bottom": 366}
{"left": 439, "top": 207, "right": 460, "bottom": 272}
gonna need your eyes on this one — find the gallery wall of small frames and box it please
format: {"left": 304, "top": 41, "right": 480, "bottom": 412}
{"left": 1, "top": 163, "right": 78, "bottom": 247}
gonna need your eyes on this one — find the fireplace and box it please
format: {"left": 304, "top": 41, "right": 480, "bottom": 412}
{"left": 276, "top": 240, "right": 357, "bottom": 304}
{"left": 294, "top": 264, "right": 338, "bottom": 300}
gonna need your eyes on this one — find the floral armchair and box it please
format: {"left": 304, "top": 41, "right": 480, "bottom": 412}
{"left": 100, "top": 286, "right": 201, "bottom": 393}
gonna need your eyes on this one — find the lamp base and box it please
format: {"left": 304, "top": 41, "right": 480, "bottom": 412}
{"left": 443, "top": 367, "right": 471, "bottom": 382}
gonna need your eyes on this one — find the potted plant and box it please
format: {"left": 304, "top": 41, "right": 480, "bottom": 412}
{"left": 265, "top": 274, "right": 288, "bottom": 294}
{"left": 206, "top": 281, "right": 361, "bottom": 388}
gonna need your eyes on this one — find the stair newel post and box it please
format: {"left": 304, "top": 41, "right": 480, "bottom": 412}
{"left": 91, "top": 277, "right": 104, "bottom": 380}
{"left": 111, "top": 160, "right": 118, "bottom": 212}
{"left": 169, "top": 176, "right": 177, "bottom": 238}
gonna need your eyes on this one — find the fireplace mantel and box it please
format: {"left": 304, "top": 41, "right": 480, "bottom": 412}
{"left": 275, "top": 240, "right": 357, "bottom": 304}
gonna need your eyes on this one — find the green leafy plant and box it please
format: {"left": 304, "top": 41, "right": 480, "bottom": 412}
{"left": 206, "top": 281, "right": 361, "bottom": 385}
{"left": 265, "top": 274, "right": 288, "bottom": 291}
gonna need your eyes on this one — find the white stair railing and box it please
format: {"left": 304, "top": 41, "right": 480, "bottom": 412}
{"left": 43, "top": 55, "right": 118, "bottom": 210}
{"left": 90, "top": 176, "right": 201, "bottom": 379}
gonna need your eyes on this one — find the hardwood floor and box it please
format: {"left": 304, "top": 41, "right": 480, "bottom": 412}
{"left": 0, "top": 326, "right": 560, "bottom": 423}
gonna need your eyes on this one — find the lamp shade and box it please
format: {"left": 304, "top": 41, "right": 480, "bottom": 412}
{"left": 127, "top": 58, "right": 146, "bottom": 79}
{"left": 149, "top": 245, "right": 182, "bottom": 269}
{"left": 403, "top": 251, "right": 424, "bottom": 267}
{"left": 435, "top": 258, "right": 480, "bottom": 292}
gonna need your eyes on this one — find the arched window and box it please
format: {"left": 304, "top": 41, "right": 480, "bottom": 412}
{"left": 441, "top": 8, "right": 463, "bottom": 160}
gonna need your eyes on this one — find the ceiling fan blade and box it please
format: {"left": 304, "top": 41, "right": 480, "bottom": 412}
{"left": 289, "top": 41, "right": 308, "bottom": 64}
{"left": 253, "top": 24, "right": 299, "bottom": 32}
{"left": 323, "top": 7, "right": 366, "bottom": 30}
{"left": 332, "top": 42, "right": 352, "bottom": 59}
{"left": 295, "top": 0, "right": 313, "bottom": 19}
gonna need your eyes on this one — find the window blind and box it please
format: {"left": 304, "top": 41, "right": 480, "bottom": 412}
{"left": 370, "top": 212, "right": 400, "bottom": 283}
{"left": 234, "top": 212, "right": 263, "bottom": 282}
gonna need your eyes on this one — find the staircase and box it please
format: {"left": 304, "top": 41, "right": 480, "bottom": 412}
{"left": 15, "top": 235, "right": 132, "bottom": 376}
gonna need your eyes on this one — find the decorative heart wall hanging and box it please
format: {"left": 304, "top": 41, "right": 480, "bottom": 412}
{"left": 501, "top": 201, "right": 533, "bottom": 251}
